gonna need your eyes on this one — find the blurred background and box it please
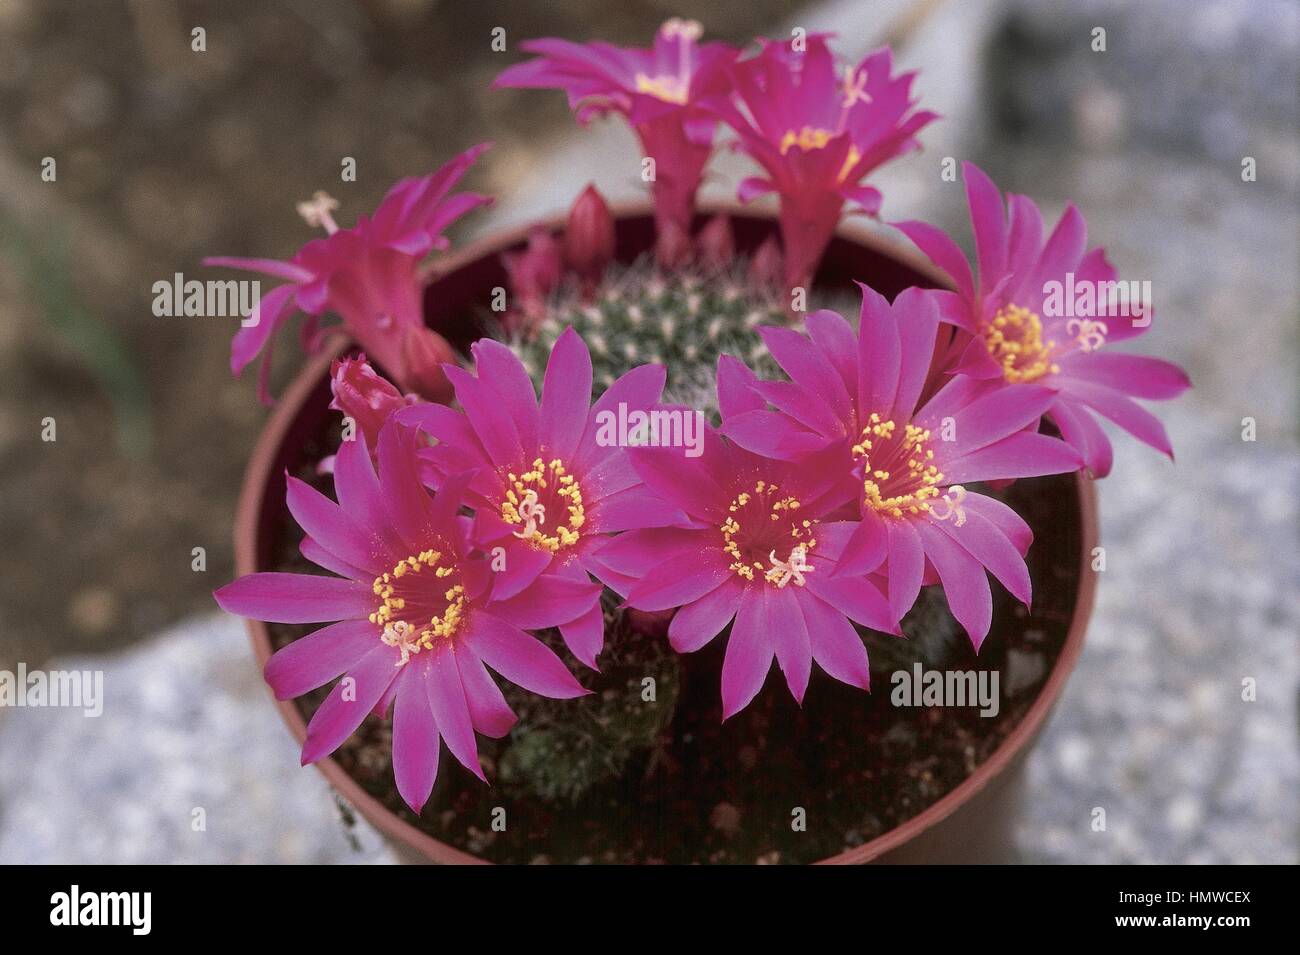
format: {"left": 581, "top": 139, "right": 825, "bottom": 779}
{"left": 0, "top": 0, "right": 1295, "bottom": 862}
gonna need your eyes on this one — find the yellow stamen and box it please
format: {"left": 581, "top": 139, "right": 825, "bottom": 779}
{"left": 852, "top": 413, "right": 945, "bottom": 519}
{"left": 500, "top": 458, "right": 585, "bottom": 553}
{"left": 984, "top": 304, "right": 1060, "bottom": 384}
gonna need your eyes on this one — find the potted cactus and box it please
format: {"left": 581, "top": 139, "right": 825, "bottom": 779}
{"left": 210, "top": 23, "right": 1187, "bottom": 864}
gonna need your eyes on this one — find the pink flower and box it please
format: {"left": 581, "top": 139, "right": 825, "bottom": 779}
{"left": 718, "top": 285, "right": 1083, "bottom": 648}
{"left": 493, "top": 19, "right": 737, "bottom": 260}
{"left": 588, "top": 413, "right": 897, "bottom": 719}
{"left": 717, "top": 36, "right": 937, "bottom": 289}
{"left": 213, "top": 420, "right": 593, "bottom": 812}
{"left": 404, "top": 327, "right": 670, "bottom": 670}
{"left": 204, "top": 145, "right": 493, "bottom": 403}
{"left": 328, "top": 353, "right": 410, "bottom": 451}
{"left": 893, "top": 162, "right": 1190, "bottom": 477}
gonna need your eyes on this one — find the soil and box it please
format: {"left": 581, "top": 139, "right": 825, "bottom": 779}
{"left": 265, "top": 411, "right": 1078, "bottom": 865}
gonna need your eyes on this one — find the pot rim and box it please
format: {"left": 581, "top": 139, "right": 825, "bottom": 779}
{"left": 235, "top": 202, "right": 1098, "bottom": 865}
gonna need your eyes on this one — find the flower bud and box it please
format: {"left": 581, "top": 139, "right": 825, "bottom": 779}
{"left": 329, "top": 353, "right": 407, "bottom": 447}
{"left": 654, "top": 218, "right": 693, "bottom": 269}
{"left": 502, "top": 227, "right": 563, "bottom": 335}
{"left": 399, "top": 325, "right": 456, "bottom": 403}
{"left": 749, "top": 234, "right": 783, "bottom": 288}
{"left": 695, "top": 215, "right": 734, "bottom": 271}
{"left": 564, "top": 184, "right": 616, "bottom": 285}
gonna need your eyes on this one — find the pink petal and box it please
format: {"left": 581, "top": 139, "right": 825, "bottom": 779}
{"left": 300, "top": 536, "right": 370, "bottom": 582}
{"left": 628, "top": 444, "right": 728, "bottom": 522}
{"left": 466, "top": 611, "right": 589, "bottom": 699}
{"left": 805, "top": 309, "right": 859, "bottom": 398}
{"left": 286, "top": 475, "right": 390, "bottom": 577}
{"left": 718, "top": 409, "right": 832, "bottom": 460}
{"left": 834, "top": 512, "right": 889, "bottom": 577}
{"left": 576, "top": 364, "right": 667, "bottom": 468}
{"left": 667, "top": 577, "right": 744, "bottom": 653}
{"left": 962, "top": 491, "right": 1033, "bottom": 555}
{"left": 488, "top": 574, "right": 602, "bottom": 630}
{"left": 1047, "top": 396, "right": 1114, "bottom": 479}
{"left": 1056, "top": 352, "right": 1190, "bottom": 401}
{"left": 962, "top": 162, "right": 1008, "bottom": 293}
{"left": 885, "top": 518, "right": 925, "bottom": 621}
{"left": 444, "top": 364, "right": 524, "bottom": 467}
{"left": 798, "top": 590, "right": 871, "bottom": 691}
{"left": 914, "top": 521, "right": 993, "bottom": 650}
{"left": 939, "top": 432, "right": 1082, "bottom": 485}
{"left": 392, "top": 665, "right": 440, "bottom": 812}
{"left": 1063, "top": 380, "right": 1174, "bottom": 458}
{"left": 214, "top": 572, "right": 373, "bottom": 624}
{"left": 455, "top": 648, "right": 518, "bottom": 738}
{"left": 624, "top": 552, "right": 733, "bottom": 613}
{"left": 930, "top": 508, "right": 1032, "bottom": 606}
{"left": 769, "top": 586, "right": 812, "bottom": 705}
{"left": 425, "top": 644, "right": 485, "bottom": 781}
{"left": 377, "top": 422, "right": 439, "bottom": 552}
{"left": 891, "top": 219, "right": 975, "bottom": 299}
{"left": 301, "top": 645, "right": 400, "bottom": 764}
{"left": 926, "top": 384, "right": 1056, "bottom": 459}
{"left": 716, "top": 354, "right": 765, "bottom": 421}
{"left": 539, "top": 327, "right": 593, "bottom": 461}
{"left": 804, "top": 566, "right": 897, "bottom": 635}
{"left": 558, "top": 599, "right": 606, "bottom": 670}
{"left": 720, "top": 590, "right": 775, "bottom": 720}
{"left": 263, "top": 619, "right": 378, "bottom": 700}
{"left": 471, "top": 339, "right": 540, "bottom": 450}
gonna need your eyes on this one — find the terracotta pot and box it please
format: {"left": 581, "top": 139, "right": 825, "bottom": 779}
{"left": 235, "top": 203, "right": 1098, "bottom": 865}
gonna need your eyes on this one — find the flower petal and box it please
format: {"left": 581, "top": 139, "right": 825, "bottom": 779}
{"left": 392, "top": 665, "right": 440, "bottom": 812}
{"left": 424, "top": 644, "right": 485, "bottom": 781}
{"left": 798, "top": 590, "right": 871, "bottom": 691}
{"left": 914, "top": 521, "right": 993, "bottom": 650}
{"left": 539, "top": 327, "right": 594, "bottom": 461}
{"left": 721, "top": 588, "right": 775, "bottom": 719}
{"left": 263, "top": 619, "right": 378, "bottom": 700}
{"left": 466, "top": 611, "right": 589, "bottom": 699}
{"left": 214, "top": 572, "right": 373, "bottom": 624}
{"left": 667, "top": 576, "right": 744, "bottom": 653}
{"left": 301, "top": 645, "right": 400, "bottom": 764}
{"left": 455, "top": 647, "right": 518, "bottom": 738}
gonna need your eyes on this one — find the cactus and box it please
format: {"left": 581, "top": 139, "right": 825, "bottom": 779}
{"left": 503, "top": 254, "right": 791, "bottom": 415}
{"left": 497, "top": 592, "right": 680, "bottom": 804}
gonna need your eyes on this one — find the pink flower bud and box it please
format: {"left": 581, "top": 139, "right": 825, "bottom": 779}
{"left": 655, "top": 219, "right": 693, "bottom": 269}
{"left": 502, "top": 227, "right": 563, "bottom": 336}
{"left": 749, "top": 234, "right": 783, "bottom": 288}
{"left": 329, "top": 353, "right": 407, "bottom": 448}
{"left": 399, "top": 325, "right": 456, "bottom": 403}
{"left": 564, "top": 184, "right": 616, "bottom": 286}
{"left": 695, "top": 214, "right": 734, "bottom": 271}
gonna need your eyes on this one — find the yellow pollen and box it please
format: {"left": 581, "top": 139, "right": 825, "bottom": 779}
{"left": 369, "top": 549, "right": 466, "bottom": 663}
{"left": 500, "top": 457, "right": 585, "bottom": 553}
{"left": 852, "top": 412, "right": 945, "bottom": 519}
{"left": 634, "top": 73, "right": 689, "bottom": 104}
{"left": 778, "top": 126, "right": 862, "bottom": 181}
{"left": 984, "top": 304, "right": 1060, "bottom": 384}
{"left": 721, "top": 482, "right": 818, "bottom": 585}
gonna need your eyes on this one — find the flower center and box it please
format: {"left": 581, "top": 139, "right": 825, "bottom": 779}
{"left": 368, "top": 549, "right": 466, "bottom": 665}
{"left": 778, "top": 126, "right": 862, "bottom": 181}
{"left": 720, "top": 480, "right": 818, "bottom": 587}
{"left": 635, "top": 73, "right": 689, "bottom": 104}
{"left": 852, "top": 413, "right": 945, "bottom": 519}
{"left": 500, "top": 457, "right": 586, "bottom": 553}
{"left": 984, "top": 304, "right": 1060, "bottom": 384}
{"left": 634, "top": 18, "right": 702, "bottom": 105}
